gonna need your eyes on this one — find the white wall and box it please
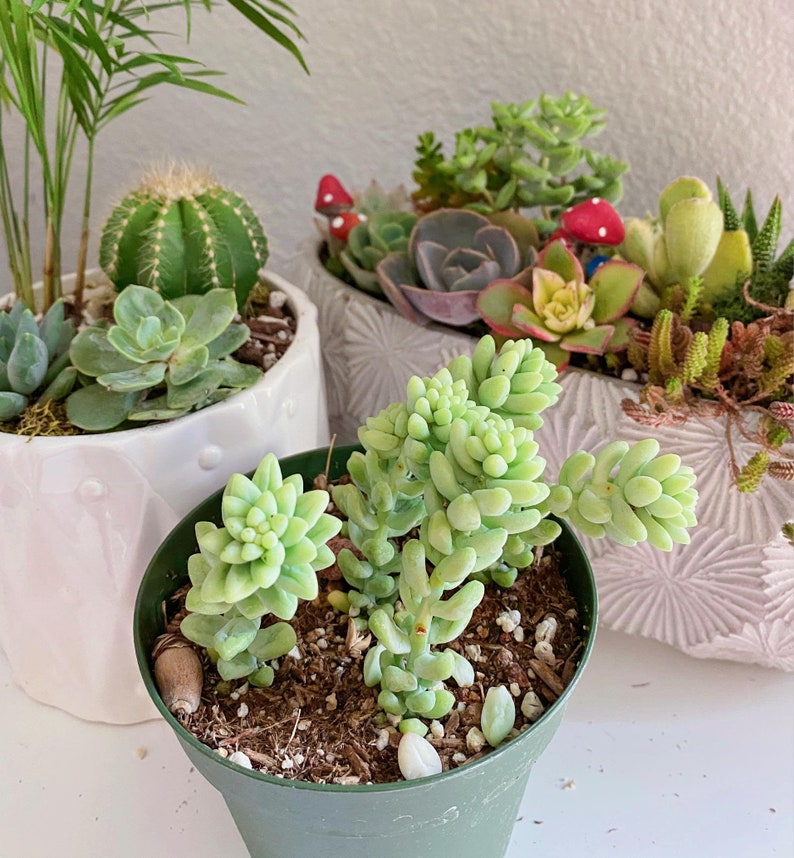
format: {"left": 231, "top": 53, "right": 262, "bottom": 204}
{"left": 2, "top": 0, "right": 792, "bottom": 293}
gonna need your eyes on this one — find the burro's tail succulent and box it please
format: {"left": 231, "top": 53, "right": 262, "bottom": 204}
{"left": 0, "top": 299, "right": 76, "bottom": 420}
{"left": 66, "top": 286, "right": 262, "bottom": 431}
{"left": 335, "top": 335, "right": 698, "bottom": 728}
{"left": 178, "top": 452, "right": 343, "bottom": 686}
{"left": 100, "top": 165, "right": 268, "bottom": 308}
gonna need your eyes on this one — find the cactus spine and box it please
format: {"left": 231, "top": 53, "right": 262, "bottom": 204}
{"left": 100, "top": 165, "right": 268, "bottom": 308}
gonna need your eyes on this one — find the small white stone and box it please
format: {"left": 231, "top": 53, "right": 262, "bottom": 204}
{"left": 375, "top": 729, "right": 391, "bottom": 751}
{"left": 228, "top": 751, "right": 252, "bottom": 768}
{"left": 325, "top": 692, "right": 338, "bottom": 710}
{"left": 521, "top": 691, "right": 545, "bottom": 722}
{"left": 512, "top": 626, "right": 525, "bottom": 643}
{"left": 509, "top": 682, "right": 521, "bottom": 697}
{"left": 535, "top": 616, "right": 558, "bottom": 645}
{"left": 464, "top": 643, "right": 482, "bottom": 661}
{"left": 495, "top": 609, "right": 522, "bottom": 634}
{"left": 397, "top": 732, "right": 443, "bottom": 781}
{"left": 452, "top": 752, "right": 467, "bottom": 764}
{"left": 429, "top": 720, "right": 444, "bottom": 739}
{"left": 621, "top": 367, "right": 639, "bottom": 382}
{"left": 287, "top": 645, "right": 302, "bottom": 661}
{"left": 316, "top": 638, "right": 328, "bottom": 650}
{"left": 237, "top": 702, "right": 249, "bottom": 718}
{"left": 281, "top": 758, "right": 294, "bottom": 770}
{"left": 534, "top": 640, "right": 556, "bottom": 665}
{"left": 293, "top": 753, "right": 305, "bottom": 766}
{"left": 466, "top": 726, "right": 487, "bottom": 754}
{"left": 216, "top": 747, "right": 228, "bottom": 758}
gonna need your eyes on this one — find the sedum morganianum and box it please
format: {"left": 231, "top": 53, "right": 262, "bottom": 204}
{"left": 335, "top": 335, "right": 697, "bottom": 733}
{"left": 66, "top": 285, "right": 261, "bottom": 430}
{"left": 172, "top": 333, "right": 698, "bottom": 746}
{"left": 179, "top": 452, "right": 343, "bottom": 686}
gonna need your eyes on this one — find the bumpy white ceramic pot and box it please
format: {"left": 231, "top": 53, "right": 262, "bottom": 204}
{"left": 0, "top": 272, "right": 329, "bottom": 723}
{"left": 286, "top": 242, "right": 794, "bottom": 671}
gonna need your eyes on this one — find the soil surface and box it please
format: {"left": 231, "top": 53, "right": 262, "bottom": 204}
{"left": 156, "top": 495, "right": 586, "bottom": 785}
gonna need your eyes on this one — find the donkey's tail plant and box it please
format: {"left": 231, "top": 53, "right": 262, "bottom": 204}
{"left": 100, "top": 165, "right": 268, "bottom": 309}
{"left": 0, "top": 299, "right": 76, "bottom": 420}
{"left": 177, "top": 453, "right": 343, "bottom": 687}
{"left": 65, "top": 286, "right": 261, "bottom": 431}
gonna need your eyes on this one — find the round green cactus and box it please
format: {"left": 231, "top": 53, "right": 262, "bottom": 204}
{"left": 99, "top": 165, "right": 268, "bottom": 308}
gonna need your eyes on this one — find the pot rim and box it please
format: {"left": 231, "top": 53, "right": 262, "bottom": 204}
{"left": 133, "top": 444, "right": 598, "bottom": 794}
{"left": 0, "top": 270, "right": 316, "bottom": 444}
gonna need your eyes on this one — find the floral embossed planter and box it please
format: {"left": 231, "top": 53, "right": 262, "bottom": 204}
{"left": 0, "top": 272, "right": 329, "bottom": 723}
{"left": 286, "top": 242, "right": 794, "bottom": 670}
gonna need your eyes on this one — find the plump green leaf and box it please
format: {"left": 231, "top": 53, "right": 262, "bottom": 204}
{"left": 65, "top": 384, "right": 140, "bottom": 430}
{"left": 180, "top": 288, "right": 237, "bottom": 348}
{"left": 7, "top": 332, "right": 48, "bottom": 394}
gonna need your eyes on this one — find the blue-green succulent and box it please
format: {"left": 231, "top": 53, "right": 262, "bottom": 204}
{"left": 0, "top": 298, "right": 76, "bottom": 420}
{"left": 66, "top": 285, "right": 261, "bottom": 431}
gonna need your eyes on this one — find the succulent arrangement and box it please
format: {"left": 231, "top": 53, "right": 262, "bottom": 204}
{"left": 165, "top": 334, "right": 699, "bottom": 780}
{"left": 312, "top": 95, "right": 793, "bottom": 492}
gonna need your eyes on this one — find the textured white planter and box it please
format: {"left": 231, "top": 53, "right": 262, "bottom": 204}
{"left": 286, "top": 242, "right": 794, "bottom": 671}
{"left": 0, "top": 272, "right": 329, "bottom": 723}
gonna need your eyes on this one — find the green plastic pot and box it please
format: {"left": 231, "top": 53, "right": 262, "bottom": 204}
{"left": 134, "top": 445, "right": 598, "bottom": 858}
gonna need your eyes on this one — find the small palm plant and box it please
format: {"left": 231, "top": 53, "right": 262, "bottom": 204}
{"left": 0, "top": 0, "right": 306, "bottom": 313}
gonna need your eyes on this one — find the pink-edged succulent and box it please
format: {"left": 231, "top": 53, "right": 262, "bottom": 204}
{"left": 375, "top": 208, "right": 523, "bottom": 326}
{"left": 476, "top": 239, "right": 643, "bottom": 369}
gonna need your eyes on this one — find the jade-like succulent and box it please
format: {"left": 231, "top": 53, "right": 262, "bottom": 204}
{"left": 65, "top": 286, "right": 261, "bottom": 431}
{"left": 412, "top": 94, "right": 628, "bottom": 228}
{"left": 333, "top": 335, "right": 697, "bottom": 724}
{"left": 621, "top": 176, "right": 752, "bottom": 316}
{"left": 179, "top": 453, "right": 343, "bottom": 685}
{"left": 0, "top": 299, "right": 76, "bottom": 420}
{"left": 339, "top": 211, "right": 419, "bottom": 295}
{"left": 100, "top": 165, "right": 268, "bottom": 309}
{"left": 376, "top": 208, "right": 523, "bottom": 326}
{"left": 477, "top": 239, "right": 643, "bottom": 368}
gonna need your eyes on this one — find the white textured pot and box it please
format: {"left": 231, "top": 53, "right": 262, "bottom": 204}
{"left": 286, "top": 242, "right": 794, "bottom": 671}
{"left": 0, "top": 272, "right": 329, "bottom": 723}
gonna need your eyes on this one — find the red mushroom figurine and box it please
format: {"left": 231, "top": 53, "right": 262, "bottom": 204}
{"left": 559, "top": 197, "right": 625, "bottom": 246}
{"left": 328, "top": 211, "right": 367, "bottom": 242}
{"left": 314, "top": 174, "right": 355, "bottom": 217}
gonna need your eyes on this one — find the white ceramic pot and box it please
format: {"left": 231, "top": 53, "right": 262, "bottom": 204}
{"left": 0, "top": 272, "right": 329, "bottom": 723}
{"left": 286, "top": 242, "right": 794, "bottom": 671}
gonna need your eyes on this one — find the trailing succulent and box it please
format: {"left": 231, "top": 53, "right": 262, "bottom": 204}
{"left": 176, "top": 335, "right": 699, "bottom": 774}
{"left": 0, "top": 299, "right": 76, "bottom": 420}
{"left": 66, "top": 285, "right": 261, "bottom": 431}
{"left": 100, "top": 165, "right": 268, "bottom": 310}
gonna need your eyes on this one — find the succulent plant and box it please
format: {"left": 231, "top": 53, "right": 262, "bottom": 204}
{"left": 0, "top": 299, "right": 76, "bottom": 420}
{"left": 376, "top": 208, "right": 524, "bottom": 326}
{"left": 100, "top": 165, "right": 269, "bottom": 309}
{"left": 477, "top": 239, "right": 643, "bottom": 368}
{"left": 620, "top": 176, "right": 752, "bottom": 317}
{"left": 332, "top": 335, "right": 697, "bottom": 724}
{"left": 339, "top": 211, "right": 419, "bottom": 295}
{"left": 412, "top": 94, "right": 628, "bottom": 228}
{"left": 65, "top": 285, "right": 261, "bottom": 431}
{"left": 178, "top": 452, "right": 343, "bottom": 685}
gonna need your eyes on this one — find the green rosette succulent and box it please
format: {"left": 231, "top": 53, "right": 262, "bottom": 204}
{"left": 179, "top": 452, "right": 343, "bottom": 685}
{"left": 100, "top": 166, "right": 268, "bottom": 309}
{"left": 376, "top": 208, "right": 523, "bottom": 327}
{"left": 477, "top": 239, "right": 643, "bottom": 368}
{"left": 66, "top": 285, "right": 261, "bottom": 431}
{"left": 0, "top": 298, "right": 76, "bottom": 419}
{"left": 339, "top": 211, "right": 418, "bottom": 295}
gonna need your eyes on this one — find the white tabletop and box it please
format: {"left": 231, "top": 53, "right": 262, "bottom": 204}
{"left": 2, "top": 627, "right": 792, "bottom": 858}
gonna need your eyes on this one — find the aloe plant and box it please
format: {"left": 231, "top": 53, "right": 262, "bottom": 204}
{"left": 0, "top": 0, "right": 306, "bottom": 313}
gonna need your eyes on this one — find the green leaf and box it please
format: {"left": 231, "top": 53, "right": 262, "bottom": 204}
{"left": 65, "top": 384, "right": 140, "bottom": 431}
{"left": 166, "top": 365, "right": 224, "bottom": 409}
{"left": 590, "top": 261, "right": 644, "bottom": 324}
{"left": 169, "top": 344, "right": 210, "bottom": 386}
{"left": 181, "top": 289, "right": 237, "bottom": 348}
{"left": 98, "top": 362, "right": 167, "bottom": 392}
{"left": 7, "top": 332, "right": 48, "bottom": 394}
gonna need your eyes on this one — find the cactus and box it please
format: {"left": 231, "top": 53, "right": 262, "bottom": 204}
{"left": 100, "top": 165, "right": 268, "bottom": 309}
{"left": 65, "top": 286, "right": 261, "bottom": 431}
{"left": 0, "top": 299, "right": 76, "bottom": 420}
